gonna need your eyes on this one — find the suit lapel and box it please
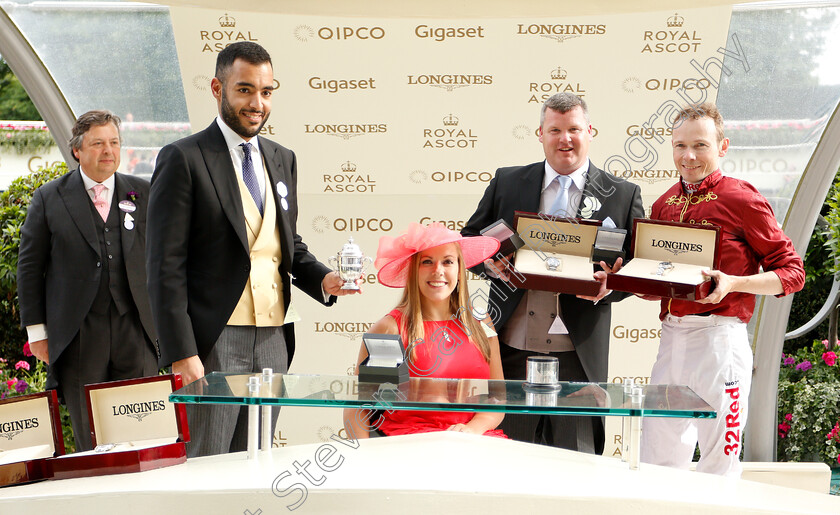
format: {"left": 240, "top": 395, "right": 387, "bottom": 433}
{"left": 199, "top": 123, "right": 249, "bottom": 251}
{"left": 520, "top": 162, "right": 544, "bottom": 214}
{"left": 57, "top": 169, "right": 99, "bottom": 256}
{"left": 261, "top": 140, "right": 293, "bottom": 273}
{"left": 114, "top": 173, "right": 136, "bottom": 254}
{"left": 576, "top": 163, "right": 609, "bottom": 220}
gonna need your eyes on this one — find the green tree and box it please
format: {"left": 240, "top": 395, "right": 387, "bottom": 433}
{"left": 785, "top": 211, "right": 833, "bottom": 353}
{"left": 0, "top": 57, "right": 40, "bottom": 120}
{"left": 0, "top": 162, "right": 68, "bottom": 364}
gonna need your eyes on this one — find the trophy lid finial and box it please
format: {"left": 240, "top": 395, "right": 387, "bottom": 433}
{"left": 340, "top": 237, "right": 363, "bottom": 258}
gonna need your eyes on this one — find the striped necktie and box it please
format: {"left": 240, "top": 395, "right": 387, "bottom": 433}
{"left": 240, "top": 142, "right": 263, "bottom": 216}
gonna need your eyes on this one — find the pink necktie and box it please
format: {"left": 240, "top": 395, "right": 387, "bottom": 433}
{"left": 92, "top": 184, "right": 109, "bottom": 222}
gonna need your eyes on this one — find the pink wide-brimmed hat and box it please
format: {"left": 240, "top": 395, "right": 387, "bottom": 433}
{"left": 375, "top": 222, "right": 500, "bottom": 288}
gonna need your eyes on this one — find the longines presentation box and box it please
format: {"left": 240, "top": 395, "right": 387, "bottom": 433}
{"left": 606, "top": 219, "right": 721, "bottom": 301}
{"left": 591, "top": 227, "right": 627, "bottom": 268}
{"left": 480, "top": 219, "right": 525, "bottom": 258}
{"left": 509, "top": 211, "right": 602, "bottom": 297}
{"left": 47, "top": 374, "right": 189, "bottom": 480}
{"left": 359, "top": 333, "right": 409, "bottom": 384}
{"left": 0, "top": 390, "right": 65, "bottom": 486}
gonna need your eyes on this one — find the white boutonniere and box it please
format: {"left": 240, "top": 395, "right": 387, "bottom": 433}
{"left": 276, "top": 181, "right": 289, "bottom": 211}
{"left": 579, "top": 195, "right": 602, "bottom": 219}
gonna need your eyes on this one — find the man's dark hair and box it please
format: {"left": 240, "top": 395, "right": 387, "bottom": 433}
{"left": 215, "top": 42, "right": 272, "bottom": 83}
{"left": 68, "top": 110, "right": 121, "bottom": 162}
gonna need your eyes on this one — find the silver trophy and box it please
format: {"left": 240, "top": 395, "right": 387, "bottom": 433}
{"left": 328, "top": 237, "right": 373, "bottom": 290}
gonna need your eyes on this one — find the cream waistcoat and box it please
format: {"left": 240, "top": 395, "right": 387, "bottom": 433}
{"left": 228, "top": 163, "right": 285, "bottom": 326}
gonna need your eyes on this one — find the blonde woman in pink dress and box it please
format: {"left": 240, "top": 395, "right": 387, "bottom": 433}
{"left": 344, "top": 222, "right": 507, "bottom": 438}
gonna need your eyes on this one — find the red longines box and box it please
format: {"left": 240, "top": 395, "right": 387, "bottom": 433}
{"left": 606, "top": 219, "right": 721, "bottom": 301}
{"left": 508, "top": 211, "right": 602, "bottom": 297}
{"left": 0, "top": 390, "right": 65, "bottom": 486}
{"left": 46, "top": 374, "right": 189, "bottom": 480}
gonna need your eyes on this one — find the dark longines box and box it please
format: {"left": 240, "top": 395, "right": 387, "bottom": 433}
{"left": 606, "top": 219, "right": 721, "bottom": 301}
{"left": 46, "top": 374, "right": 189, "bottom": 480}
{"left": 480, "top": 219, "right": 525, "bottom": 258}
{"left": 0, "top": 390, "right": 65, "bottom": 486}
{"left": 358, "top": 333, "right": 409, "bottom": 384}
{"left": 508, "top": 211, "right": 602, "bottom": 297}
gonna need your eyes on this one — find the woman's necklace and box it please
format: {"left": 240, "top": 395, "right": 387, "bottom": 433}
{"left": 425, "top": 312, "right": 455, "bottom": 344}
{"left": 436, "top": 321, "right": 453, "bottom": 344}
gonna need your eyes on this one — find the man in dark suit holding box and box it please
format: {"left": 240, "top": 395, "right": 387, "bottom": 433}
{"left": 462, "top": 93, "right": 644, "bottom": 454}
{"left": 17, "top": 110, "right": 158, "bottom": 451}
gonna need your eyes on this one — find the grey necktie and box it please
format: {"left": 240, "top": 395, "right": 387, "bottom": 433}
{"left": 547, "top": 175, "right": 572, "bottom": 217}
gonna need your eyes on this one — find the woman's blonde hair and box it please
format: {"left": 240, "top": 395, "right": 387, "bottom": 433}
{"left": 394, "top": 243, "right": 491, "bottom": 364}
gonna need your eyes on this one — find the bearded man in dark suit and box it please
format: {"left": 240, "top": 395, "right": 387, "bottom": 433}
{"left": 147, "top": 41, "right": 354, "bottom": 457}
{"left": 462, "top": 93, "right": 644, "bottom": 454}
{"left": 18, "top": 110, "right": 158, "bottom": 451}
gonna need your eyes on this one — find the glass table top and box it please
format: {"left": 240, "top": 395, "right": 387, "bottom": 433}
{"left": 170, "top": 372, "right": 715, "bottom": 419}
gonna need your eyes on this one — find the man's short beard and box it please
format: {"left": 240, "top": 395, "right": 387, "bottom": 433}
{"left": 220, "top": 89, "right": 267, "bottom": 139}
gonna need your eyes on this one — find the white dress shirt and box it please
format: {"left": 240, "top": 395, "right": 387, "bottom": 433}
{"left": 540, "top": 159, "right": 589, "bottom": 215}
{"left": 216, "top": 116, "right": 266, "bottom": 207}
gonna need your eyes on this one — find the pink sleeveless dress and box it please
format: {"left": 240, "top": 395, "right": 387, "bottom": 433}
{"left": 377, "top": 309, "right": 507, "bottom": 438}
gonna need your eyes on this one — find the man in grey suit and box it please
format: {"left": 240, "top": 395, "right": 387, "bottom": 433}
{"left": 17, "top": 110, "right": 158, "bottom": 451}
{"left": 147, "top": 42, "right": 354, "bottom": 457}
{"left": 462, "top": 93, "right": 644, "bottom": 454}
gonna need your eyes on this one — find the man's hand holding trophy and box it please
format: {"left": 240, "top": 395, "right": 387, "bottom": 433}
{"left": 323, "top": 237, "right": 372, "bottom": 296}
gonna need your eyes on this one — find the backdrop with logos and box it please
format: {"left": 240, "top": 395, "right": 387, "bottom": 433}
{"left": 167, "top": 5, "right": 733, "bottom": 457}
